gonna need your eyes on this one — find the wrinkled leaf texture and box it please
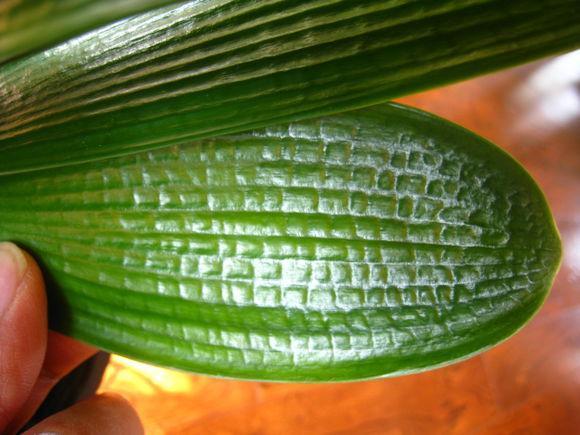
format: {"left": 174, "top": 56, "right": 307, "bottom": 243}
{"left": 0, "top": 0, "right": 182, "bottom": 63}
{"left": 1, "top": 0, "right": 579, "bottom": 175}
{"left": 0, "top": 104, "right": 562, "bottom": 381}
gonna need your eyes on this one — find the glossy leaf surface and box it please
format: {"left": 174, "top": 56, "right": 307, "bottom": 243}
{"left": 0, "top": 0, "right": 181, "bottom": 64}
{"left": 0, "top": 104, "right": 562, "bottom": 381}
{"left": 1, "top": 0, "right": 579, "bottom": 175}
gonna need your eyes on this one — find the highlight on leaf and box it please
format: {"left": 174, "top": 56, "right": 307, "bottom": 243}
{"left": 0, "top": 0, "right": 181, "bottom": 64}
{"left": 1, "top": 0, "right": 579, "bottom": 175}
{"left": 0, "top": 104, "right": 562, "bottom": 381}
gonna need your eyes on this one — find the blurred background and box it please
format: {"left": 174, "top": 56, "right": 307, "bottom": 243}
{"left": 97, "top": 51, "right": 580, "bottom": 435}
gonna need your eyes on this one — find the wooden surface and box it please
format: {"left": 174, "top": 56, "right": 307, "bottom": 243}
{"left": 98, "top": 52, "right": 580, "bottom": 435}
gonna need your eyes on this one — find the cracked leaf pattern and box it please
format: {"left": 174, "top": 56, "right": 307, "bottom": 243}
{"left": 0, "top": 105, "right": 561, "bottom": 380}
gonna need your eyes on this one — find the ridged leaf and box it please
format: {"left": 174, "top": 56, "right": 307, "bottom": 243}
{"left": 1, "top": 0, "right": 579, "bottom": 175}
{"left": 0, "top": 104, "right": 562, "bottom": 381}
{"left": 0, "top": 0, "right": 181, "bottom": 64}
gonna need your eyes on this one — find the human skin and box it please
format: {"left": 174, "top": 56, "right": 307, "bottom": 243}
{"left": 0, "top": 242, "right": 143, "bottom": 434}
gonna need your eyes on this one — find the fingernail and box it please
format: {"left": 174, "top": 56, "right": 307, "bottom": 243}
{"left": 0, "top": 242, "right": 28, "bottom": 318}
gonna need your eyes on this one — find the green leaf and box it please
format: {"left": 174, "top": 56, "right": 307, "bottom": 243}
{"left": 0, "top": 104, "right": 561, "bottom": 381}
{"left": 1, "top": 0, "right": 579, "bottom": 175}
{"left": 0, "top": 0, "right": 181, "bottom": 64}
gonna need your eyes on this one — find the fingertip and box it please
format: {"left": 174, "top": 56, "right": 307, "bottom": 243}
{"left": 23, "top": 393, "right": 144, "bottom": 435}
{"left": 0, "top": 243, "right": 47, "bottom": 431}
{"left": 93, "top": 393, "right": 143, "bottom": 432}
{"left": 7, "top": 333, "right": 99, "bottom": 433}
{"left": 0, "top": 242, "right": 30, "bottom": 318}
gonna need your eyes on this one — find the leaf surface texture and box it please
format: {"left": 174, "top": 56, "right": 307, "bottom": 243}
{"left": 1, "top": 0, "right": 579, "bottom": 174}
{"left": 0, "top": 105, "right": 561, "bottom": 381}
{"left": 0, "top": 0, "right": 181, "bottom": 63}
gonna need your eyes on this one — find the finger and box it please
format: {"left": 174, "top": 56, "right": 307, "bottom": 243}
{"left": 0, "top": 243, "right": 47, "bottom": 432}
{"left": 23, "top": 393, "right": 144, "bottom": 435}
{"left": 8, "top": 332, "right": 98, "bottom": 432}
{"left": 44, "top": 331, "right": 98, "bottom": 377}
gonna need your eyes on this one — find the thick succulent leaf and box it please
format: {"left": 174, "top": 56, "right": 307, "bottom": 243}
{"left": 0, "top": 104, "right": 561, "bottom": 381}
{"left": 1, "top": 0, "right": 579, "bottom": 175}
{"left": 0, "top": 0, "right": 181, "bottom": 64}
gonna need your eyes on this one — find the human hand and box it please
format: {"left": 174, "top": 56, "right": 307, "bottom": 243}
{"left": 0, "top": 242, "right": 143, "bottom": 434}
